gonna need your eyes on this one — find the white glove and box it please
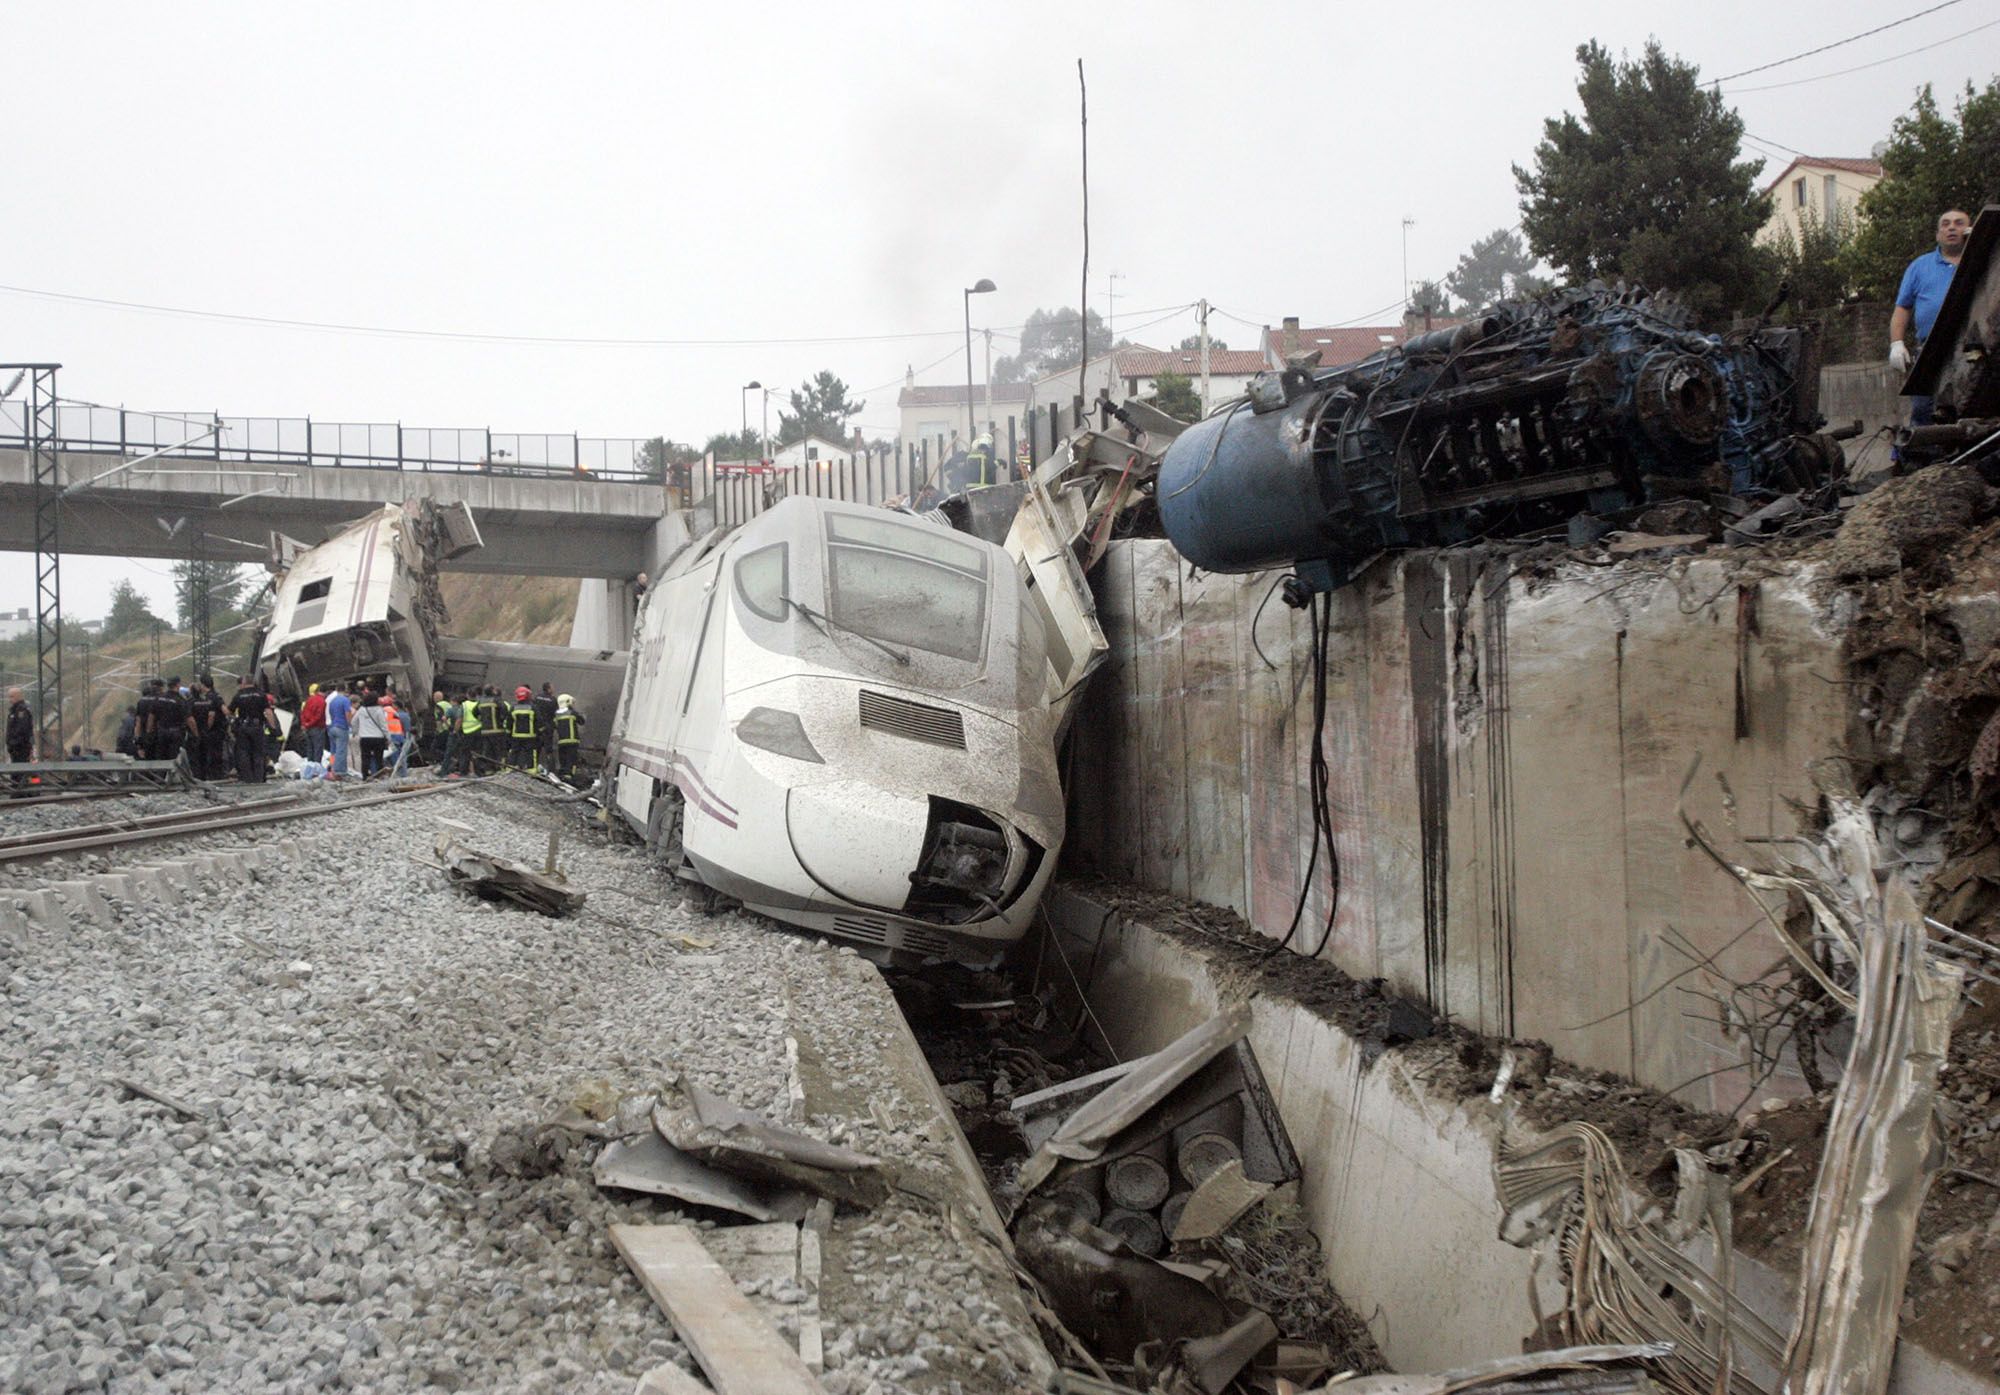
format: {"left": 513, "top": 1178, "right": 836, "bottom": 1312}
{"left": 1889, "top": 341, "right": 1913, "bottom": 374}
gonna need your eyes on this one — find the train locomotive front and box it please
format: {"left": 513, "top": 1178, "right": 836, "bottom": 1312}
{"left": 609, "top": 496, "right": 1064, "bottom": 964}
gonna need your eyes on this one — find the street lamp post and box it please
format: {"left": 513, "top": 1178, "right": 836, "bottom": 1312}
{"left": 741, "top": 381, "right": 761, "bottom": 466}
{"left": 963, "top": 279, "right": 996, "bottom": 442}
{"left": 760, "top": 387, "right": 773, "bottom": 469}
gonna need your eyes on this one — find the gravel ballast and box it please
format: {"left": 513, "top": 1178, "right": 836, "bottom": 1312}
{"left": 0, "top": 777, "right": 1050, "bottom": 1394}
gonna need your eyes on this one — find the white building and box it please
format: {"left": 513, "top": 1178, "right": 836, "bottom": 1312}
{"left": 0, "top": 608, "right": 32, "bottom": 642}
{"left": 768, "top": 435, "right": 854, "bottom": 472}
{"left": 896, "top": 373, "right": 1031, "bottom": 459}
{"left": 1022, "top": 344, "right": 1268, "bottom": 460}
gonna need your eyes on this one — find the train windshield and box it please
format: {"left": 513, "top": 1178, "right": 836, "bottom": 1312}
{"left": 822, "top": 513, "right": 988, "bottom": 663}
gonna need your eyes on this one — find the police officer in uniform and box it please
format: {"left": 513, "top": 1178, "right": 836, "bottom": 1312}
{"left": 534, "top": 683, "right": 558, "bottom": 769}
{"left": 229, "top": 675, "right": 276, "bottom": 783}
{"left": 187, "top": 678, "right": 222, "bottom": 779}
{"left": 553, "top": 694, "right": 585, "bottom": 783}
{"left": 134, "top": 680, "right": 160, "bottom": 760}
{"left": 153, "top": 678, "right": 190, "bottom": 767}
{"left": 507, "top": 685, "right": 540, "bottom": 772}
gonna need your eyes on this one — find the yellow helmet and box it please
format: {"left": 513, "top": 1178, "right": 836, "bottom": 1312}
{"left": 558, "top": 693, "right": 574, "bottom": 707}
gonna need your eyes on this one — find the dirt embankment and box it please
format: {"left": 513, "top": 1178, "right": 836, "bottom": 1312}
{"left": 438, "top": 574, "right": 579, "bottom": 647}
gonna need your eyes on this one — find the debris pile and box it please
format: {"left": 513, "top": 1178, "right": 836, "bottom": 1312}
{"left": 1000, "top": 1007, "right": 1379, "bottom": 1391}
{"left": 433, "top": 819, "right": 587, "bottom": 916}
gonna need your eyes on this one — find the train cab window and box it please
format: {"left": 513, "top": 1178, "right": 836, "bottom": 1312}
{"left": 292, "top": 577, "right": 333, "bottom": 629}
{"left": 824, "top": 513, "right": 988, "bottom": 663}
{"left": 735, "top": 543, "right": 788, "bottom": 622}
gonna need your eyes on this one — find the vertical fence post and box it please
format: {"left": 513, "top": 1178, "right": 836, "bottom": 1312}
{"left": 1006, "top": 417, "right": 1017, "bottom": 478}
{"left": 398, "top": 423, "right": 406, "bottom": 471}
{"left": 573, "top": 433, "right": 580, "bottom": 475}
{"left": 305, "top": 417, "right": 313, "bottom": 465}
{"left": 485, "top": 428, "right": 493, "bottom": 471}
{"left": 118, "top": 407, "right": 127, "bottom": 458}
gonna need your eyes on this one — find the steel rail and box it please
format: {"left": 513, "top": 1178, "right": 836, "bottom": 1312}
{"left": 0, "top": 793, "right": 314, "bottom": 854}
{"left": 0, "top": 783, "right": 463, "bottom": 864}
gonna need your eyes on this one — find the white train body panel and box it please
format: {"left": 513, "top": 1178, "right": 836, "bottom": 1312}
{"left": 608, "top": 496, "right": 1069, "bottom": 963}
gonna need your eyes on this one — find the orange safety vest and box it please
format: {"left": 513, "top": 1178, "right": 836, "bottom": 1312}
{"left": 384, "top": 704, "right": 405, "bottom": 737}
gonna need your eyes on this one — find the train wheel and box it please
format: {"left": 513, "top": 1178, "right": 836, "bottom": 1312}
{"left": 645, "top": 786, "right": 687, "bottom": 875}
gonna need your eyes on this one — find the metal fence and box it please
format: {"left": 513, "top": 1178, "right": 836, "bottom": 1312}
{"left": 0, "top": 401, "right": 661, "bottom": 482}
{"left": 690, "top": 426, "right": 1028, "bottom": 530}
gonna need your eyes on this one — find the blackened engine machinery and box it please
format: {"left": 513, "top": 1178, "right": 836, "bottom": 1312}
{"left": 1157, "top": 283, "right": 1846, "bottom": 592}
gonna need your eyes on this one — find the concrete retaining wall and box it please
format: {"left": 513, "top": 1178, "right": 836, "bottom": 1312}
{"left": 1041, "top": 886, "right": 1992, "bottom": 1395}
{"left": 1069, "top": 542, "right": 1853, "bottom": 1109}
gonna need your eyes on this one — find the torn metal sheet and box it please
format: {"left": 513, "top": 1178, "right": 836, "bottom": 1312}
{"left": 594, "top": 1130, "right": 811, "bottom": 1223}
{"left": 1169, "top": 1158, "right": 1272, "bottom": 1243}
{"left": 434, "top": 824, "right": 586, "bottom": 917}
{"left": 1313, "top": 1343, "right": 1674, "bottom": 1395}
{"left": 1775, "top": 810, "right": 1962, "bottom": 1395}
{"left": 654, "top": 1077, "right": 887, "bottom": 1210}
{"left": 1018, "top": 1005, "right": 1251, "bottom": 1194}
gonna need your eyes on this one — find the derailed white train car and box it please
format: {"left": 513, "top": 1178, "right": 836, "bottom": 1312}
{"left": 257, "top": 499, "right": 481, "bottom": 703}
{"left": 607, "top": 490, "right": 1107, "bottom": 965}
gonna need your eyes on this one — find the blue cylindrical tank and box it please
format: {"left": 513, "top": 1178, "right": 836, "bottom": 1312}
{"left": 1155, "top": 398, "right": 1332, "bottom": 574}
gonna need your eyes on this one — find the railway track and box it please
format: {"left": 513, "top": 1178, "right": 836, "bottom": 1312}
{"left": 0, "top": 782, "right": 463, "bottom": 864}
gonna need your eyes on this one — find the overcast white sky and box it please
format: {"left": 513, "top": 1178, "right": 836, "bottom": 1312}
{"left": 5, "top": 0, "right": 1997, "bottom": 621}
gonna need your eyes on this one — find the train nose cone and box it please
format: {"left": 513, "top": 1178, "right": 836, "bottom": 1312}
{"left": 786, "top": 781, "right": 929, "bottom": 907}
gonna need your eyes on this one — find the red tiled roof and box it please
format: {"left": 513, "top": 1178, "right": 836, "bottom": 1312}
{"left": 1263, "top": 324, "right": 1416, "bottom": 367}
{"left": 1113, "top": 347, "right": 1269, "bottom": 378}
{"left": 897, "top": 381, "right": 1032, "bottom": 407}
{"left": 1760, "top": 155, "right": 1885, "bottom": 195}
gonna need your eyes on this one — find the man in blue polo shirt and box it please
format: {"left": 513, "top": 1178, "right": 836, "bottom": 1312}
{"left": 1890, "top": 208, "right": 1972, "bottom": 432}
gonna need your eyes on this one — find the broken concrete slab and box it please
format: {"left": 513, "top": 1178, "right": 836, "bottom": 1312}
{"left": 1603, "top": 531, "right": 1711, "bottom": 556}
{"left": 609, "top": 1223, "right": 823, "bottom": 1395}
{"left": 594, "top": 1131, "right": 810, "bottom": 1223}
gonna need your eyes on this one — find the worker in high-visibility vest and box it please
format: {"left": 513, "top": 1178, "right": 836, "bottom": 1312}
{"left": 965, "top": 431, "right": 998, "bottom": 488}
{"left": 476, "top": 686, "right": 505, "bottom": 770}
{"left": 432, "top": 690, "right": 456, "bottom": 768}
{"left": 456, "top": 690, "right": 482, "bottom": 775}
{"left": 508, "top": 685, "right": 540, "bottom": 773}
{"left": 553, "top": 694, "right": 586, "bottom": 783}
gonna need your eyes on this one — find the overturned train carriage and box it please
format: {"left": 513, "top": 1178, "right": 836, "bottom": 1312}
{"left": 1158, "top": 282, "right": 1844, "bottom": 581}
{"left": 253, "top": 499, "right": 627, "bottom": 754}
{"left": 608, "top": 467, "right": 1122, "bottom": 964}
{"left": 255, "top": 499, "right": 482, "bottom": 705}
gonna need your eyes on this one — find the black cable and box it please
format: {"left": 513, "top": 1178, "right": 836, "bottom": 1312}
{"left": 1261, "top": 589, "right": 1340, "bottom": 964}
{"left": 1707, "top": 0, "right": 1964, "bottom": 84}
{"left": 1304, "top": 594, "right": 1343, "bottom": 961}
{"left": 1249, "top": 574, "right": 1286, "bottom": 671}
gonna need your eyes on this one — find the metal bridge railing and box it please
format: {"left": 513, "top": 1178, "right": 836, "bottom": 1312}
{"left": 0, "top": 401, "right": 662, "bottom": 482}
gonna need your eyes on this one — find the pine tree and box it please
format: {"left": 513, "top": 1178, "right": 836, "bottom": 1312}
{"left": 1515, "top": 41, "right": 1772, "bottom": 320}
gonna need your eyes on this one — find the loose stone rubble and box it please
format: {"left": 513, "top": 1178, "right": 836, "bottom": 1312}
{"left": 0, "top": 778, "right": 1046, "bottom": 1394}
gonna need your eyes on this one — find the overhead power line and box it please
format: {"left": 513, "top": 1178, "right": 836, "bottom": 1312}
{"left": 1708, "top": 0, "right": 1965, "bottom": 84}
{"left": 0, "top": 281, "right": 1189, "bottom": 352}
{"left": 1725, "top": 16, "right": 2000, "bottom": 93}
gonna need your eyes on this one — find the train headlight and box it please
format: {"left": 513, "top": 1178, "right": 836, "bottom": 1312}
{"left": 735, "top": 707, "right": 824, "bottom": 764}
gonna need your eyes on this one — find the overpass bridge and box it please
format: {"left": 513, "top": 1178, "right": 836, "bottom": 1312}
{"left": 0, "top": 400, "right": 679, "bottom": 579}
